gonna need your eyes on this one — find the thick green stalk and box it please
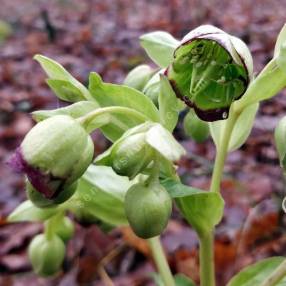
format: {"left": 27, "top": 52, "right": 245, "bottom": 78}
{"left": 148, "top": 236, "right": 175, "bottom": 286}
{"left": 210, "top": 107, "right": 239, "bottom": 193}
{"left": 259, "top": 259, "right": 286, "bottom": 286}
{"left": 199, "top": 231, "right": 215, "bottom": 286}
{"left": 199, "top": 106, "right": 240, "bottom": 286}
{"left": 44, "top": 211, "right": 64, "bottom": 240}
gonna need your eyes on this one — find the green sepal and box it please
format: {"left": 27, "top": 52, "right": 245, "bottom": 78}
{"left": 95, "top": 122, "right": 185, "bottom": 177}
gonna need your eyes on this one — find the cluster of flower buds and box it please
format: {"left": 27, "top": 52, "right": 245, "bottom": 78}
{"left": 166, "top": 25, "right": 253, "bottom": 121}
{"left": 96, "top": 122, "right": 185, "bottom": 238}
{"left": 9, "top": 115, "right": 94, "bottom": 207}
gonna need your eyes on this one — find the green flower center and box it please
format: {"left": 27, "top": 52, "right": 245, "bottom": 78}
{"left": 168, "top": 39, "right": 248, "bottom": 118}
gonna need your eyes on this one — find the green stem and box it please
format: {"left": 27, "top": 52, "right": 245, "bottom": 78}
{"left": 210, "top": 106, "right": 239, "bottom": 193}
{"left": 148, "top": 236, "right": 175, "bottom": 286}
{"left": 259, "top": 259, "right": 286, "bottom": 286}
{"left": 77, "top": 106, "right": 149, "bottom": 132}
{"left": 146, "top": 152, "right": 160, "bottom": 185}
{"left": 198, "top": 106, "right": 240, "bottom": 286}
{"left": 44, "top": 211, "right": 64, "bottom": 240}
{"left": 199, "top": 231, "right": 215, "bottom": 286}
{"left": 44, "top": 219, "right": 55, "bottom": 240}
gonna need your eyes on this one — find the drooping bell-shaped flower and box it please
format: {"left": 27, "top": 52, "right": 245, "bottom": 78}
{"left": 124, "top": 180, "right": 172, "bottom": 239}
{"left": 166, "top": 25, "right": 253, "bottom": 121}
{"left": 28, "top": 234, "right": 65, "bottom": 277}
{"left": 9, "top": 115, "right": 94, "bottom": 199}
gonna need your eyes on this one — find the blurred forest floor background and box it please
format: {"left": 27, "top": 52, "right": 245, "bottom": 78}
{"left": 1, "top": 0, "right": 286, "bottom": 285}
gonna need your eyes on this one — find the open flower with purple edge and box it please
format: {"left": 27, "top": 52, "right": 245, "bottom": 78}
{"left": 9, "top": 115, "right": 94, "bottom": 200}
{"left": 166, "top": 25, "right": 253, "bottom": 121}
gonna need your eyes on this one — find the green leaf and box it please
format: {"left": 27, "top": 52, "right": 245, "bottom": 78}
{"left": 34, "top": 54, "right": 93, "bottom": 102}
{"left": 209, "top": 103, "right": 259, "bottom": 152}
{"left": 234, "top": 58, "right": 286, "bottom": 110}
{"left": 8, "top": 201, "right": 58, "bottom": 222}
{"left": 140, "top": 31, "right": 179, "bottom": 68}
{"left": 152, "top": 272, "right": 196, "bottom": 286}
{"left": 227, "top": 257, "right": 286, "bottom": 286}
{"left": 159, "top": 75, "right": 179, "bottom": 131}
{"left": 46, "top": 79, "right": 86, "bottom": 102}
{"left": 274, "top": 24, "right": 286, "bottom": 57}
{"left": 163, "top": 179, "right": 224, "bottom": 235}
{"left": 175, "top": 274, "right": 196, "bottom": 286}
{"left": 88, "top": 72, "right": 160, "bottom": 141}
{"left": 67, "top": 165, "right": 134, "bottom": 226}
{"left": 32, "top": 101, "right": 99, "bottom": 122}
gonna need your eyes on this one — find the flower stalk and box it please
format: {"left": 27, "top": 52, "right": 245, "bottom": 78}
{"left": 148, "top": 236, "right": 175, "bottom": 286}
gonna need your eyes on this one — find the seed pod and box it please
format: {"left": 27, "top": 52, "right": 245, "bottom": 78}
{"left": 166, "top": 25, "right": 253, "bottom": 121}
{"left": 54, "top": 217, "right": 75, "bottom": 242}
{"left": 28, "top": 234, "right": 65, "bottom": 277}
{"left": 124, "top": 64, "right": 155, "bottom": 91}
{"left": 9, "top": 115, "right": 94, "bottom": 199}
{"left": 183, "top": 109, "right": 209, "bottom": 142}
{"left": 124, "top": 181, "right": 172, "bottom": 239}
{"left": 26, "top": 180, "right": 77, "bottom": 208}
{"left": 111, "top": 132, "right": 154, "bottom": 178}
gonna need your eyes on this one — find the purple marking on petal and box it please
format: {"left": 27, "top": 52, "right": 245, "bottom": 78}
{"left": 8, "top": 147, "right": 63, "bottom": 199}
{"left": 7, "top": 147, "right": 25, "bottom": 173}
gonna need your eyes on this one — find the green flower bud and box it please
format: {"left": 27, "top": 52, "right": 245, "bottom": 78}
{"left": 143, "top": 70, "right": 162, "bottom": 105}
{"left": 124, "top": 64, "right": 155, "bottom": 91}
{"left": 275, "top": 116, "right": 286, "bottom": 168}
{"left": 26, "top": 179, "right": 77, "bottom": 208}
{"left": 54, "top": 216, "right": 75, "bottom": 242}
{"left": 111, "top": 132, "right": 154, "bottom": 178}
{"left": 124, "top": 181, "right": 172, "bottom": 239}
{"left": 166, "top": 25, "right": 253, "bottom": 121}
{"left": 183, "top": 109, "right": 209, "bottom": 142}
{"left": 10, "top": 115, "right": 94, "bottom": 199}
{"left": 28, "top": 234, "right": 65, "bottom": 277}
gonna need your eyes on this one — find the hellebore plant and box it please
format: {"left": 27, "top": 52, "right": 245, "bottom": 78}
{"left": 7, "top": 23, "right": 286, "bottom": 286}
